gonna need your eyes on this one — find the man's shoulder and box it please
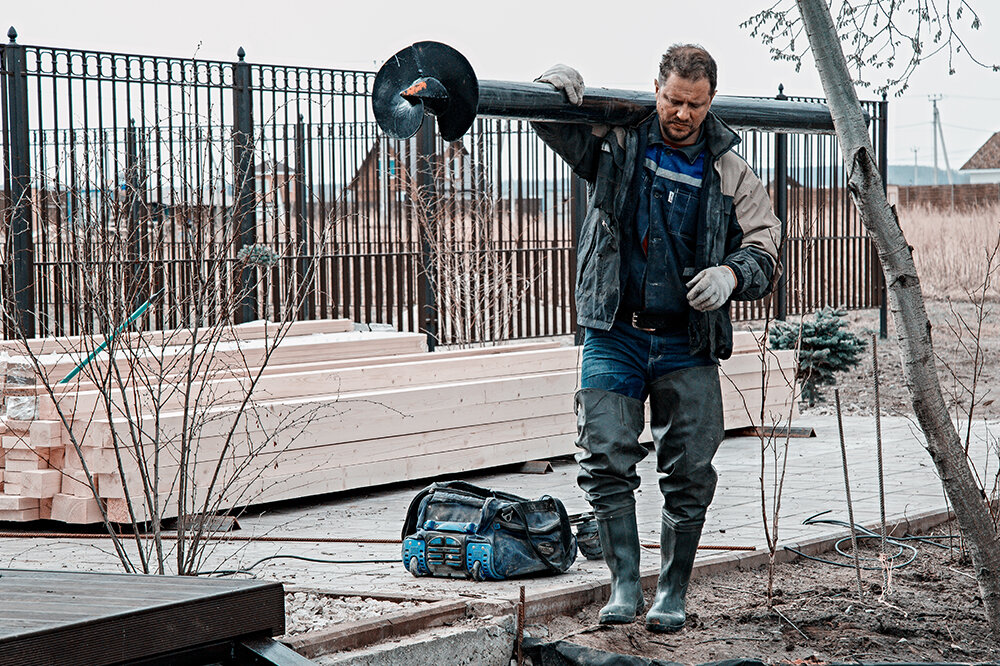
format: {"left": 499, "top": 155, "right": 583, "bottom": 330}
{"left": 605, "top": 112, "right": 656, "bottom": 151}
{"left": 714, "top": 149, "right": 766, "bottom": 198}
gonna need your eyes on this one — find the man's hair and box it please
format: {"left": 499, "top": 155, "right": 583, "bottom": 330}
{"left": 658, "top": 44, "right": 717, "bottom": 94}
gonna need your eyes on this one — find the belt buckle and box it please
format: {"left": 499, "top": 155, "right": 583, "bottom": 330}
{"left": 631, "top": 312, "right": 656, "bottom": 332}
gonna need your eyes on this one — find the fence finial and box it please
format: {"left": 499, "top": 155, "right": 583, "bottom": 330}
{"left": 237, "top": 46, "right": 246, "bottom": 62}
{"left": 777, "top": 83, "right": 786, "bottom": 100}
{"left": 7, "top": 26, "right": 17, "bottom": 43}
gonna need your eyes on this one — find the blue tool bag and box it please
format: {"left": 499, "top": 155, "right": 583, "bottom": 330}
{"left": 401, "top": 481, "right": 577, "bottom": 580}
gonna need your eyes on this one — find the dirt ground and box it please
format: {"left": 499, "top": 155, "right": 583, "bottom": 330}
{"left": 535, "top": 522, "right": 999, "bottom": 664}
{"left": 529, "top": 301, "right": 1000, "bottom": 664}
{"left": 793, "top": 300, "right": 1000, "bottom": 420}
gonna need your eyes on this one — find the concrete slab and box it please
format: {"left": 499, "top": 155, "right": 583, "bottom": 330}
{"left": 313, "top": 615, "right": 516, "bottom": 666}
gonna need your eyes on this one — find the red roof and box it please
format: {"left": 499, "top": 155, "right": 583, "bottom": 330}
{"left": 962, "top": 132, "right": 1000, "bottom": 170}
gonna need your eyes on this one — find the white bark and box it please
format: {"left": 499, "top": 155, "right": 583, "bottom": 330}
{"left": 796, "top": 0, "right": 1000, "bottom": 636}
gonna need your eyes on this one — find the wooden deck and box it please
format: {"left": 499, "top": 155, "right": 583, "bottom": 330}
{"left": 0, "top": 569, "right": 287, "bottom": 665}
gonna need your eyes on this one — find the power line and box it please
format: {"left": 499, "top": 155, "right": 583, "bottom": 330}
{"left": 941, "top": 122, "right": 992, "bottom": 132}
{"left": 939, "top": 94, "right": 1000, "bottom": 101}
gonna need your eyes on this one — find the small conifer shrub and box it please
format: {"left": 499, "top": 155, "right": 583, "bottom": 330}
{"left": 770, "top": 308, "right": 866, "bottom": 405}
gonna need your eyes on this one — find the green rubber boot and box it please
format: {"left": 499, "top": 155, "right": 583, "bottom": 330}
{"left": 645, "top": 521, "right": 701, "bottom": 633}
{"left": 596, "top": 512, "right": 645, "bottom": 624}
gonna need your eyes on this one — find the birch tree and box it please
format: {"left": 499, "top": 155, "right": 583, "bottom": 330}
{"left": 745, "top": 0, "right": 1000, "bottom": 634}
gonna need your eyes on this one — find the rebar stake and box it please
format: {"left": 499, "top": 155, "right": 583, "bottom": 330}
{"left": 835, "top": 389, "right": 865, "bottom": 600}
{"left": 873, "top": 333, "right": 888, "bottom": 592}
{"left": 517, "top": 584, "right": 525, "bottom": 666}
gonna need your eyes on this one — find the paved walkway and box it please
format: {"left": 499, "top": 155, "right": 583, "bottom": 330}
{"left": 0, "top": 414, "right": 992, "bottom": 607}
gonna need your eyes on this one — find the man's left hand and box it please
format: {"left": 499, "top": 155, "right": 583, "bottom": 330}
{"left": 686, "top": 266, "right": 737, "bottom": 312}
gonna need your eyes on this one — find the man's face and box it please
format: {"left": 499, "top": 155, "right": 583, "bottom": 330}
{"left": 654, "top": 73, "right": 715, "bottom": 146}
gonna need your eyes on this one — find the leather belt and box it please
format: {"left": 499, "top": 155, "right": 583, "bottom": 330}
{"left": 620, "top": 310, "right": 684, "bottom": 333}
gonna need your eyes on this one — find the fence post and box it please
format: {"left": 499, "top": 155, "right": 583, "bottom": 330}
{"left": 4, "top": 27, "right": 35, "bottom": 338}
{"left": 416, "top": 115, "right": 438, "bottom": 350}
{"left": 232, "top": 46, "right": 257, "bottom": 323}
{"left": 125, "top": 118, "right": 148, "bottom": 313}
{"left": 294, "top": 114, "right": 312, "bottom": 320}
{"left": 570, "top": 174, "right": 586, "bottom": 346}
{"left": 878, "top": 93, "right": 889, "bottom": 339}
{"left": 774, "top": 85, "right": 789, "bottom": 321}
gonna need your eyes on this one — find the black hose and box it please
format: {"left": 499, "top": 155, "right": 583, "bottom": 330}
{"left": 784, "top": 511, "right": 920, "bottom": 571}
{"left": 196, "top": 553, "right": 400, "bottom": 577}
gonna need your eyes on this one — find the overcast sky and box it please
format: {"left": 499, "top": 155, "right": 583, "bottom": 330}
{"left": 6, "top": 0, "right": 1000, "bottom": 168}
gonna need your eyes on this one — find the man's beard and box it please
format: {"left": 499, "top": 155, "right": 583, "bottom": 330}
{"left": 662, "top": 121, "right": 697, "bottom": 144}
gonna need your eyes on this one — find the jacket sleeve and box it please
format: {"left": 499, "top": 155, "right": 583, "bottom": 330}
{"left": 718, "top": 153, "right": 782, "bottom": 301}
{"left": 530, "top": 121, "right": 604, "bottom": 183}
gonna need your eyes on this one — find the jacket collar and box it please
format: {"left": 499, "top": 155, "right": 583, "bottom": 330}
{"left": 638, "top": 110, "right": 740, "bottom": 159}
{"left": 701, "top": 112, "right": 741, "bottom": 157}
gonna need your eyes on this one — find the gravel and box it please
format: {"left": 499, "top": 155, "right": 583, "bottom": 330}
{"left": 283, "top": 592, "right": 431, "bottom": 636}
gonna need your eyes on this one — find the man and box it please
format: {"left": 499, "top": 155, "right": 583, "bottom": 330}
{"left": 533, "top": 45, "right": 781, "bottom": 633}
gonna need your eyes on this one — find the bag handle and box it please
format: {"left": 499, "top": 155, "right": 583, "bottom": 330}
{"left": 510, "top": 501, "right": 575, "bottom": 574}
{"left": 438, "top": 480, "right": 528, "bottom": 504}
{"left": 401, "top": 484, "right": 437, "bottom": 539}
{"left": 401, "top": 481, "right": 528, "bottom": 538}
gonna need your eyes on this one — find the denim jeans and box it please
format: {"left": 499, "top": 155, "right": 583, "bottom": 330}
{"left": 580, "top": 320, "right": 713, "bottom": 401}
{"left": 576, "top": 320, "right": 723, "bottom": 526}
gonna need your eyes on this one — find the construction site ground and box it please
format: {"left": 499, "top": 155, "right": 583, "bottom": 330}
{"left": 1, "top": 411, "right": 996, "bottom": 664}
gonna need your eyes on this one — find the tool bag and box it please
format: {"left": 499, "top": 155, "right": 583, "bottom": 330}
{"left": 401, "top": 480, "right": 577, "bottom": 580}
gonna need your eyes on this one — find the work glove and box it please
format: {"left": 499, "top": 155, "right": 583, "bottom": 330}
{"left": 536, "top": 64, "right": 585, "bottom": 106}
{"left": 686, "top": 266, "right": 737, "bottom": 312}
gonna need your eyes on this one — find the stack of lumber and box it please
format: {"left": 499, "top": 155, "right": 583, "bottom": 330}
{"left": 0, "top": 322, "right": 796, "bottom": 525}
{"left": 720, "top": 332, "right": 799, "bottom": 431}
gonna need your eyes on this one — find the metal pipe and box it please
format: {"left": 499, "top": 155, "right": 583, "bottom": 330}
{"left": 476, "top": 80, "right": 840, "bottom": 134}
{"left": 374, "top": 41, "right": 858, "bottom": 142}
{"left": 0, "top": 531, "right": 402, "bottom": 543}
{"left": 642, "top": 543, "right": 757, "bottom": 551}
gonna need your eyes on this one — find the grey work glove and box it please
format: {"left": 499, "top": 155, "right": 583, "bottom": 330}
{"left": 686, "top": 266, "right": 737, "bottom": 312}
{"left": 536, "top": 64, "right": 585, "bottom": 106}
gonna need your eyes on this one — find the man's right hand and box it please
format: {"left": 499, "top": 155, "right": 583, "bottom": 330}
{"left": 536, "top": 64, "right": 585, "bottom": 106}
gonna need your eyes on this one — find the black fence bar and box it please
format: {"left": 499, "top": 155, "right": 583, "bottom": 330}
{"left": 774, "top": 86, "right": 789, "bottom": 321}
{"left": 415, "top": 115, "right": 438, "bottom": 349}
{"left": 878, "top": 94, "right": 889, "bottom": 339}
{"left": 233, "top": 46, "right": 257, "bottom": 324}
{"left": 0, "top": 31, "right": 886, "bottom": 346}
{"left": 3, "top": 28, "right": 36, "bottom": 338}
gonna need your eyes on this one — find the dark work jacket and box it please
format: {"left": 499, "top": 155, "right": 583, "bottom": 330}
{"left": 532, "top": 112, "right": 782, "bottom": 361}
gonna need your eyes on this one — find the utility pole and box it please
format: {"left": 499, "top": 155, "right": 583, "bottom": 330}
{"left": 911, "top": 147, "right": 919, "bottom": 185}
{"left": 929, "top": 95, "right": 942, "bottom": 185}
{"left": 928, "top": 95, "right": 953, "bottom": 185}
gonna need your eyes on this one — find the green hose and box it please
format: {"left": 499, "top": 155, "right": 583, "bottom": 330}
{"left": 59, "top": 288, "right": 165, "bottom": 384}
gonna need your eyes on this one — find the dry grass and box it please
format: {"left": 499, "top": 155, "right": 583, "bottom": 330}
{"left": 898, "top": 203, "right": 1000, "bottom": 301}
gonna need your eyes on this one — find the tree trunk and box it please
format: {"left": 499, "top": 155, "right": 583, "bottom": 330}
{"left": 796, "top": 0, "right": 1000, "bottom": 635}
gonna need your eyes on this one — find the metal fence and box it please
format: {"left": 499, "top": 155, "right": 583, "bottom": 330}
{"left": 1, "top": 29, "right": 887, "bottom": 345}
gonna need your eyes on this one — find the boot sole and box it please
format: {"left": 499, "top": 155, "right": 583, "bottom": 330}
{"left": 645, "top": 620, "right": 684, "bottom": 633}
{"left": 599, "top": 603, "right": 646, "bottom": 625}
{"left": 599, "top": 614, "right": 637, "bottom": 624}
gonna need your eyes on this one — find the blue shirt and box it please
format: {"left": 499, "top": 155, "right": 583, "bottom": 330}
{"left": 619, "top": 122, "right": 712, "bottom": 368}
{"left": 622, "top": 123, "right": 707, "bottom": 321}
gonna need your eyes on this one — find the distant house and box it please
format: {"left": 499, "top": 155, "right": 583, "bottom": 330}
{"left": 960, "top": 132, "right": 1000, "bottom": 184}
{"left": 346, "top": 139, "right": 479, "bottom": 205}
